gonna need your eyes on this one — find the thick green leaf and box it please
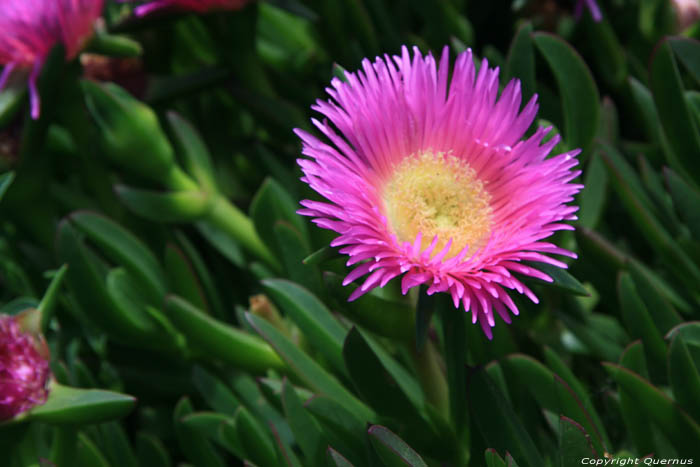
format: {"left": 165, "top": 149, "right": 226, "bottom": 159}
{"left": 544, "top": 348, "right": 610, "bottom": 452}
{"left": 56, "top": 220, "right": 156, "bottom": 342}
{"left": 522, "top": 261, "right": 589, "bottom": 296}
{"left": 262, "top": 279, "right": 347, "bottom": 376}
{"left": 468, "top": 366, "right": 544, "bottom": 467}
{"left": 136, "top": 432, "right": 172, "bottom": 467}
{"left": 273, "top": 222, "right": 322, "bottom": 294}
{"left": 485, "top": 449, "right": 507, "bottom": 467}
{"left": 38, "top": 264, "right": 68, "bottom": 333}
{"left": 96, "top": 422, "right": 138, "bottom": 467}
{"left": 76, "top": 432, "right": 110, "bottom": 467}
{"left": 650, "top": 39, "right": 700, "bottom": 186}
{"left": 343, "top": 327, "right": 432, "bottom": 445}
{"left": 603, "top": 362, "right": 700, "bottom": 458}
{"left": 69, "top": 211, "right": 167, "bottom": 301}
{"left": 115, "top": 185, "right": 212, "bottom": 222}
{"left": 670, "top": 37, "right": 700, "bottom": 87}
{"left": 27, "top": 383, "right": 135, "bottom": 424}
{"left": 668, "top": 335, "right": 700, "bottom": 421}
{"left": 327, "top": 447, "right": 355, "bottom": 467}
{"left": 246, "top": 312, "right": 374, "bottom": 422}
{"left": 368, "top": 425, "right": 427, "bottom": 467}
{"left": 303, "top": 246, "right": 342, "bottom": 266}
{"left": 533, "top": 33, "right": 599, "bottom": 153}
{"left": 195, "top": 221, "right": 245, "bottom": 268}
{"left": 167, "top": 111, "right": 218, "bottom": 193}
{"left": 578, "top": 152, "right": 608, "bottom": 229}
{"left": 504, "top": 22, "right": 536, "bottom": 101}
{"left": 619, "top": 341, "right": 655, "bottom": 455}
{"left": 164, "top": 244, "right": 208, "bottom": 312}
{"left": 584, "top": 19, "right": 626, "bottom": 88}
{"left": 0, "top": 171, "right": 15, "bottom": 202}
{"left": 324, "top": 272, "right": 415, "bottom": 342}
{"left": 558, "top": 416, "right": 598, "bottom": 466}
{"left": 250, "top": 177, "right": 308, "bottom": 258}
{"left": 304, "top": 395, "right": 367, "bottom": 465}
{"left": 234, "top": 406, "right": 278, "bottom": 467}
{"left": 281, "top": 378, "right": 327, "bottom": 466}
{"left": 174, "top": 397, "right": 225, "bottom": 467}
{"left": 192, "top": 366, "right": 240, "bottom": 414}
{"left": 628, "top": 260, "right": 682, "bottom": 333}
{"left": 617, "top": 272, "right": 668, "bottom": 383}
{"left": 165, "top": 295, "right": 284, "bottom": 372}
{"left": 665, "top": 168, "right": 700, "bottom": 240}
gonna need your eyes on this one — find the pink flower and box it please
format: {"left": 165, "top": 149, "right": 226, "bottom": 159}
{"left": 0, "top": 0, "right": 103, "bottom": 119}
{"left": 127, "top": 0, "right": 251, "bottom": 16}
{"left": 0, "top": 315, "right": 51, "bottom": 421}
{"left": 575, "top": 0, "right": 603, "bottom": 22}
{"left": 672, "top": 0, "right": 700, "bottom": 30}
{"left": 296, "top": 47, "right": 582, "bottom": 338}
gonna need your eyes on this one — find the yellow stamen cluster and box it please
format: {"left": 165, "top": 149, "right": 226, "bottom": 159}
{"left": 382, "top": 151, "right": 493, "bottom": 258}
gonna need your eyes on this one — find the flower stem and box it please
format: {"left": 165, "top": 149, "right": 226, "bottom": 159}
{"left": 410, "top": 336, "right": 450, "bottom": 421}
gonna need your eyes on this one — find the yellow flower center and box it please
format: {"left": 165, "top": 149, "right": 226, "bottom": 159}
{"left": 382, "top": 151, "right": 493, "bottom": 259}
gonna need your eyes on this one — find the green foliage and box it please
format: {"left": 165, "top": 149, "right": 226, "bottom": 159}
{"left": 2, "top": 0, "right": 700, "bottom": 466}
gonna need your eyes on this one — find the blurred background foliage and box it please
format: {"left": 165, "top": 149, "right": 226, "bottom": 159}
{"left": 1, "top": 0, "right": 700, "bottom": 465}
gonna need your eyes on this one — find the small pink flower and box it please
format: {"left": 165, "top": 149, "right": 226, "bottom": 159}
{"left": 575, "top": 0, "right": 603, "bottom": 22}
{"left": 0, "top": 315, "right": 51, "bottom": 421}
{"left": 296, "top": 47, "right": 582, "bottom": 338}
{"left": 127, "top": 0, "right": 251, "bottom": 16}
{"left": 0, "top": 0, "right": 104, "bottom": 119}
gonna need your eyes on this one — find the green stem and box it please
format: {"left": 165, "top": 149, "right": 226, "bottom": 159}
{"left": 206, "top": 195, "right": 280, "bottom": 270}
{"left": 163, "top": 165, "right": 199, "bottom": 192}
{"left": 410, "top": 337, "right": 450, "bottom": 421}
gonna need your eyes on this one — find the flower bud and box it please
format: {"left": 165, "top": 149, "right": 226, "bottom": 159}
{"left": 672, "top": 0, "right": 700, "bottom": 30}
{"left": 81, "top": 80, "right": 176, "bottom": 183}
{"left": 0, "top": 314, "right": 50, "bottom": 421}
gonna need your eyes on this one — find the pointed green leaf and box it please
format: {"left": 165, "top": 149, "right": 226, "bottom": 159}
{"left": 668, "top": 334, "right": 700, "bottom": 421}
{"left": 665, "top": 168, "right": 700, "bottom": 240}
{"left": 578, "top": 152, "right": 608, "bottom": 229}
{"left": 136, "top": 432, "right": 172, "bottom": 467}
{"left": 327, "top": 447, "right": 355, "bottom": 467}
{"left": 468, "top": 367, "right": 544, "bottom": 467}
{"left": 246, "top": 312, "right": 374, "bottom": 422}
{"left": 38, "top": 264, "right": 68, "bottom": 333}
{"left": 167, "top": 111, "right": 218, "bottom": 193}
{"left": 281, "top": 378, "right": 327, "bottom": 466}
{"left": 27, "top": 383, "right": 135, "bottom": 424}
{"left": 0, "top": 171, "right": 14, "bottom": 202}
{"left": 69, "top": 211, "right": 167, "bottom": 300}
{"left": 558, "top": 416, "right": 598, "bottom": 466}
{"left": 368, "top": 425, "right": 427, "bottom": 467}
{"left": 618, "top": 272, "right": 668, "bottom": 383}
{"left": 504, "top": 22, "right": 536, "bottom": 101}
{"left": 670, "top": 37, "right": 700, "bottom": 86}
{"left": 234, "top": 406, "right": 278, "bottom": 467}
{"left": 533, "top": 33, "right": 599, "bottom": 153}
{"left": 523, "top": 261, "right": 589, "bottom": 296}
{"left": 619, "top": 341, "right": 655, "bottom": 455}
{"left": 174, "top": 397, "right": 225, "bottom": 467}
{"left": 273, "top": 221, "right": 322, "bottom": 294}
{"left": 603, "top": 362, "right": 700, "bottom": 458}
{"left": 76, "top": 432, "right": 110, "bottom": 467}
{"left": 650, "top": 39, "right": 700, "bottom": 186}
{"left": 485, "top": 449, "right": 507, "bottom": 467}
{"left": 262, "top": 278, "right": 347, "bottom": 377}
{"left": 164, "top": 244, "right": 208, "bottom": 313}
{"left": 192, "top": 366, "right": 240, "bottom": 414}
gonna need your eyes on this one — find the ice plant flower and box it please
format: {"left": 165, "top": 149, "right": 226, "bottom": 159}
{"left": 575, "top": 0, "right": 603, "bottom": 22}
{"left": 295, "top": 46, "right": 582, "bottom": 338}
{"left": 0, "top": 314, "right": 51, "bottom": 421}
{"left": 126, "top": 0, "right": 250, "bottom": 16}
{"left": 0, "top": 0, "right": 104, "bottom": 119}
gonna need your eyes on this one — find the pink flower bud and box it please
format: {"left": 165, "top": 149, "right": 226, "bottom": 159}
{"left": 672, "top": 0, "right": 700, "bottom": 30}
{"left": 0, "top": 314, "right": 51, "bottom": 421}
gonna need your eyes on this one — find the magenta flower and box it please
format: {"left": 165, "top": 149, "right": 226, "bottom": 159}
{"left": 127, "top": 0, "right": 251, "bottom": 16}
{"left": 0, "top": 315, "right": 51, "bottom": 421}
{"left": 0, "top": 0, "right": 103, "bottom": 119}
{"left": 296, "top": 47, "right": 582, "bottom": 338}
{"left": 575, "top": 0, "right": 603, "bottom": 22}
